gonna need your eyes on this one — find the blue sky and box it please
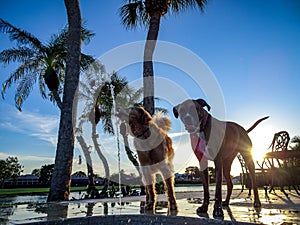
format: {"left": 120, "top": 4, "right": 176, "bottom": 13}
{"left": 0, "top": 0, "right": 299, "bottom": 176}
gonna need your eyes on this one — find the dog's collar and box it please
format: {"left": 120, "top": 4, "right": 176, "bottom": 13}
{"left": 136, "top": 127, "right": 150, "bottom": 139}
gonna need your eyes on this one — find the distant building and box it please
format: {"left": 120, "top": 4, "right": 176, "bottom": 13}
{"left": 71, "top": 175, "right": 105, "bottom": 186}
{"left": 174, "top": 173, "right": 186, "bottom": 182}
{"left": 5, "top": 174, "right": 40, "bottom": 187}
{"left": 4, "top": 174, "right": 105, "bottom": 188}
{"left": 232, "top": 176, "right": 241, "bottom": 183}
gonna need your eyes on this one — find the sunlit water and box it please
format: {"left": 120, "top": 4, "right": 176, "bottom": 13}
{"left": 1, "top": 186, "right": 299, "bottom": 225}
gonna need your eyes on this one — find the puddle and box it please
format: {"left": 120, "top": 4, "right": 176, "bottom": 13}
{"left": 1, "top": 189, "right": 299, "bottom": 224}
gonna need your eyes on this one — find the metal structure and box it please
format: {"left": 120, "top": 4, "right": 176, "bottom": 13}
{"left": 255, "top": 131, "right": 300, "bottom": 197}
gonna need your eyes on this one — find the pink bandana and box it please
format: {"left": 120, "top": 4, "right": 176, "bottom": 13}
{"left": 190, "top": 133, "right": 207, "bottom": 162}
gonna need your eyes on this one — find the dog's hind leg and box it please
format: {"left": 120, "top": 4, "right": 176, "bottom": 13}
{"left": 242, "top": 151, "right": 261, "bottom": 208}
{"left": 213, "top": 158, "right": 224, "bottom": 218}
{"left": 222, "top": 157, "right": 234, "bottom": 206}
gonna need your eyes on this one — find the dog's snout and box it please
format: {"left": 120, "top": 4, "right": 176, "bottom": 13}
{"left": 183, "top": 115, "right": 193, "bottom": 125}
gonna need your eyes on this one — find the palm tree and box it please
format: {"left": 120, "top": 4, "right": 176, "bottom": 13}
{"left": 0, "top": 18, "right": 95, "bottom": 111}
{"left": 47, "top": 0, "right": 82, "bottom": 202}
{"left": 75, "top": 130, "right": 98, "bottom": 198}
{"left": 0, "top": 15, "right": 95, "bottom": 201}
{"left": 119, "top": 0, "right": 208, "bottom": 115}
{"left": 88, "top": 72, "right": 126, "bottom": 195}
{"left": 116, "top": 85, "right": 144, "bottom": 178}
{"left": 78, "top": 62, "right": 130, "bottom": 197}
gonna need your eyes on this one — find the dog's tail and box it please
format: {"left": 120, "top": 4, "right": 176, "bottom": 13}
{"left": 247, "top": 116, "right": 269, "bottom": 133}
{"left": 153, "top": 112, "right": 171, "bottom": 132}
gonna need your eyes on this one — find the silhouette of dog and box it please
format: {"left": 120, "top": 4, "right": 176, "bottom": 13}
{"left": 173, "top": 99, "right": 268, "bottom": 217}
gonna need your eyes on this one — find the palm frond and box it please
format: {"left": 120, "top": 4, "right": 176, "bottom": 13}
{"left": 170, "top": 0, "right": 207, "bottom": 13}
{"left": 101, "top": 116, "right": 114, "bottom": 134}
{"left": 49, "top": 24, "right": 95, "bottom": 47}
{"left": 80, "top": 53, "right": 95, "bottom": 71}
{"left": 38, "top": 72, "right": 47, "bottom": 99}
{"left": 119, "top": 1, "right": 148, "bottom": 29}
{"left": 47, "top": 26, "right": 95, "bottom": 72}
{"left": 0, "top": 47, "right": 36, "bottom": 65}
{"left": 0, "top": 19, "right": 95, "bottom": 110}
{"left": 90, "top": 60, "right": 106, "bottom": 75}
{"left": 130, "top": 87, "right": 143, "bottom": 102}
{"left": 48, "top": 28, "right": 68, "bottom": 49}
{"left": 2, "top": 58, "right": 41, "bottom": 99}
{"left": 195, "top": 0, "right": 208, "bottom": 11}
{"left": 0, "top": 18, "right": 45, "bottom": 51}
{"left": 15, "top": 71, "right": 38, "bottom": 111}
{"left": 78, "top": 80, "right": 96, "bottom": 101}
{"left": 110, "top": 71, "right": 128, "bottom": 96}
{"left": 81, "top": 24, "right": 96, "bottom": 45}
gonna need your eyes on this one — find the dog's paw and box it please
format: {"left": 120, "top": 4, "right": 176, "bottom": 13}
{"left": 168, "top": 204, "right": 178, "bottom": 216}
{"left": 196, "top": 206, "right": 209, "bottom": 218}
{"left": 222, "top": 200, "right": 229, "bottom": 206}
{"left": 254, "top": 200, "right": 261, "bottom": 208}
{"left": 169, "top": 202, "right": 178, "bottom": 211}
{"left": 196, "top": 203, "right": 208, "bottom": 214}
{"left": 144, "top": 202, "right": 154, "bottom": 211}
{"left": 213, "top": 206, "right": 224, "bottom": 218}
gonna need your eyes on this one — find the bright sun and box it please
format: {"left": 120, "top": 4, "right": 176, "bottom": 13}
{"left": 248, "top": 125, "right": 275, "bottom": 165}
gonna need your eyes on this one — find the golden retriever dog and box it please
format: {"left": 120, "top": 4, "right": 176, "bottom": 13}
{"left": 116, "top": 106, "right": 177, "bottom": 213}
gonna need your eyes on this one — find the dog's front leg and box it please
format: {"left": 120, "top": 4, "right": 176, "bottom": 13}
{"left": 145, "top": 184, "right": 155, "bottom": 210}
{"left": 213, "top": 160, "right": 224, "bottom": 218}
{"left": 197, "top": 167, "right": 209, "bottom": 214}
{"left": 160, "top": 163, "right": 178, "bottom": 212}
{"left": 141, "top": 168, "right": 155, "bottom": 212}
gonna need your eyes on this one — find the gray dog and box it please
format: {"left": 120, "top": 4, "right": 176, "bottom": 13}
{"left": 173, "top": 99, "right": 268, "bottom": 217}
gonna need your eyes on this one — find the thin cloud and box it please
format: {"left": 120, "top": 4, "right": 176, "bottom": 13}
{"left": 0, "top": 121, "right": 23, "bottom": 133}
{"left": 0, "top": 152, "right": 52, "bottom": 163}
{"left": 0, "top": 105, "right": 59, "bottom": 146}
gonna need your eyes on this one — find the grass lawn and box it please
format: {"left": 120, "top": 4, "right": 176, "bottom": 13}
{"left": 0, "top": 184, "right": 199, "bottom": 196}
{"left": 0, "top": 183, "right": 246, "bottom": 196}
{"left": 0, "top": 186, "right": 88, "bottom": 196}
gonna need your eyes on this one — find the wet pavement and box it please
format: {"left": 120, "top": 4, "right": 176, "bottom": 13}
{"left": 1, "top": 188, "right": 299, "bottom": 224}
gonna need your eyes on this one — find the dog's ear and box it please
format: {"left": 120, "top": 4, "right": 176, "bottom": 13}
{"left": 139, "top": 107, "right": 151, "bottom": 124}
{"left": 195, "top": 99, "right": 211, "bottom": 111}
{"left": 173, "top": 106, "right": 179, "bottom": 118}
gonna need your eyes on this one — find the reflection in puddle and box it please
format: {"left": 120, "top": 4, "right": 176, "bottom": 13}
{"left": 1, "top": 194, "right": 300, "bottom": 224}
{"left": 182, "top": 197, "right": 300, "bottom": 224}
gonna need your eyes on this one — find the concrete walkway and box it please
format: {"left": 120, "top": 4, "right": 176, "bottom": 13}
{"left": 14, "top": 189, "right": 300, "bottom": 224}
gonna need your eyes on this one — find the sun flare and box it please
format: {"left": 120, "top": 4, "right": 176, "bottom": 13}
{"left": 248, "top": 125, "right": 274, "bottom": 165}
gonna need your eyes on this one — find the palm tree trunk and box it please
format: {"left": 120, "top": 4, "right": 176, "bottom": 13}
{"left": 47, "top": 0, "right": 81, "bottom": 201}
{"left": 76, "top": 135, "right": 96, "bottom": 187}
{"left": 143, "top": 11, "right": 161, "bottom": 116}
{"left": 92, "top": 123, "right": 110, "bottom": 197}
{"left": 121, "top": 131, "right": 146, "bottom": 195}
{"left": 119, "top": 122, "right": 145, "bottom": 195}
{"left": 119, "top": 123, "right": 141, "bottom": 175}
